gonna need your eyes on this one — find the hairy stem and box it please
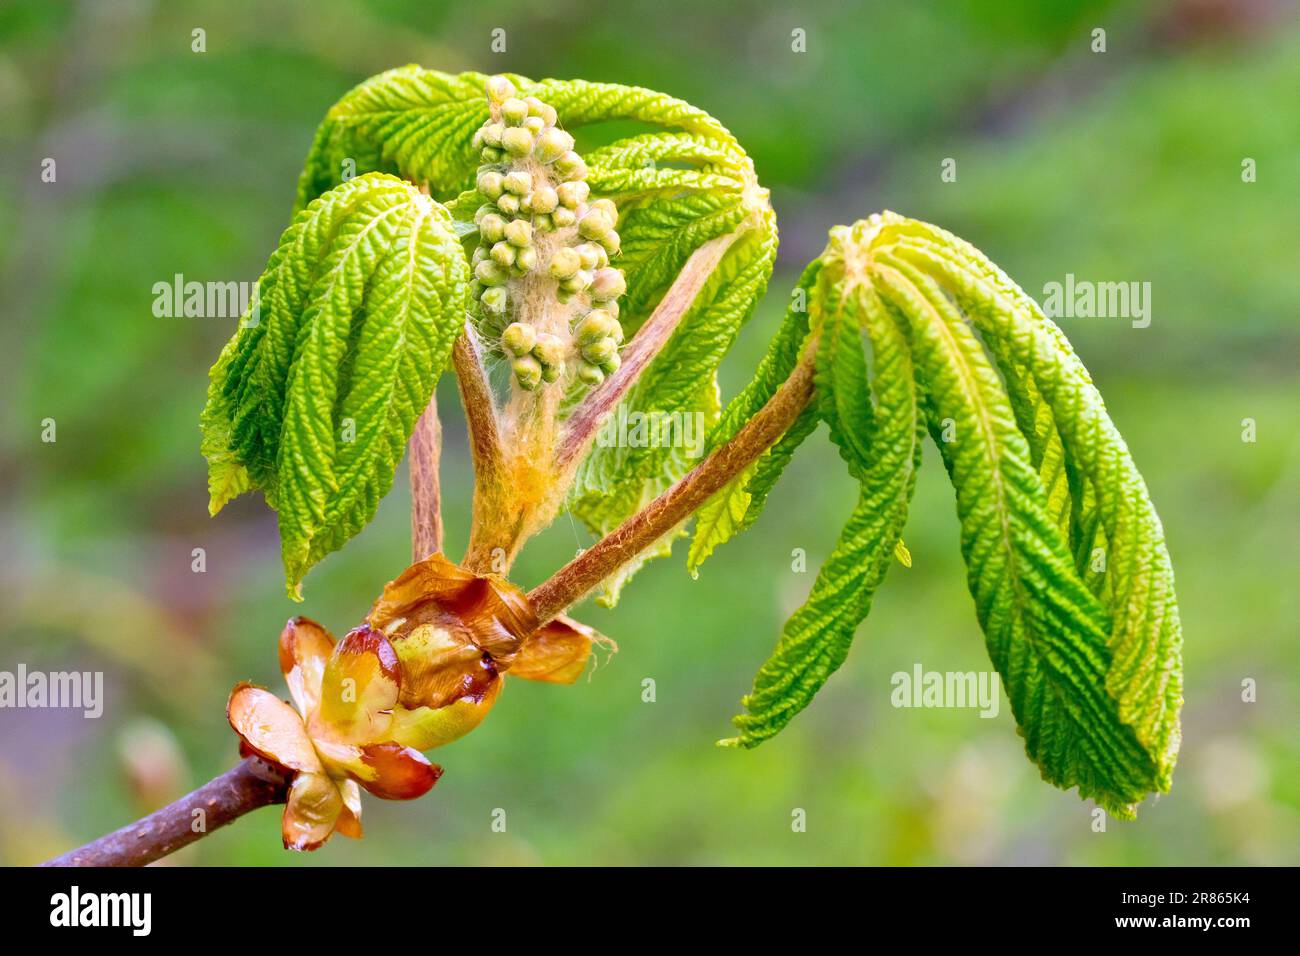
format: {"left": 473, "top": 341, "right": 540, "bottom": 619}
{"left": 529, "top": 354, "right": 817, "bottom": 622}
{"left": 456, "top": 325, "right": 514, "bottom": 573}
{"left": 557, "top": 228, "right": 745, "bottom": 473}
{"left": 40, "top": 758, "right": 289, "bottom": 867}
{"left": 409, "top": 391, "right": 444, "bottom": 561}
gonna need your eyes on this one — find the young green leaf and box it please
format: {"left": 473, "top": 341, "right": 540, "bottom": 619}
{"left": 724, "top": 224, "right": 920, "bottom": 747}
{"left": 201, "top": 173, "right": 470, "bottom": 597}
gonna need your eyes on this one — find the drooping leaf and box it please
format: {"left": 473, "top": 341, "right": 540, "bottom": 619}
{"left": 725, "top": 224, "right": 920, "bottom": 747}
{"left": 201, "top": 172, "right": 470, "bottom": 597}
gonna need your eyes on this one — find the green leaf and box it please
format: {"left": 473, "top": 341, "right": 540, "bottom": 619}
{"left": 201, "top": 172, "right": 470, "bottom": 597}
{"left": 880, "top": 220, "right": 1182, "bottom": 792}
{"left": 869, "top": 244, "right": 1161, "bottom": 817}
{"left": 725, "top": 224, "right": 920, "bottom": 747}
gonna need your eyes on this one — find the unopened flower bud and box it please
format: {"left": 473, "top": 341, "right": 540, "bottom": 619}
{"left": 532, "top": 213, "right": 554, "bottom": 232}
{"left": 481, "top": 123, "right": 505, "bottom": 148}
{"left": 541, "top": 360, "right": 563, "bottom": 384}
{"left": 548, "top": 247, "right": 582, "bottom": 280}
{"left": 481, "top": 146, "right": 504, "bottom": 163}
{"left": 590, "top": 198, "right": 618, "bottom": 221}
{"left": 502, "top": 127, "right": 534, "bottom": 158}
{"left": 502, "top": 322, "right": 536, "bottom": 355}
{"left": 554, "top": 151, "right": 588, "bottom": 181}
{"left": 496, "top": 193, "right": 521, "bottom": 216}
{"left": 479, "top": 213, "right": 507, "bottom": 244}
{"left": 599, "top": 229, "right": 621, "bottom": 257}
{"left": 576, "top": 243, "right": 603, "bottom": 271}
{"left": 512, "top": 355, "right": 543, "bottom": 390}
{"left": 490, "top": 241, "right": 517, "bottom": 269}
{"left": 579, "top": 210, "right": 612, "bottom": 240}
{"left": 552, "top": 207, "right": 577, "bottom": 228}
{"left": 532, "top": 332, "right": 566, "bottom": 367}
{"left": 523, "top": 116, "right": 545, "bottom": 136}
{"left": 477, "top": 170, "right": 505, "bottom": 200}
{"left": 535, "top": 128, "right": 575, "bottom": 164}
{"left": 504, "top": 219, "right": 532, "bottom": 247}
{"left": 501, "top": 98, "right": 529, "bottom": 126}
{"left": 481, "top": 286, "right": 509, "bottom": 315}
{"left": 556, "top": 181, "right": 589, "bottom": 209}
{"left": 577, "top": 361, "right": 605, "bottom": 387}
{"left": 589, "top": 267, "right": 626, "bottom": 302}
{"left": 503, "top": 170, "right": 532, "bottom": 196}
{"left": 582, "top": 337, "right": 617, "bottom": 365}
{"left": 600, "top": 352, "right": 622, "bottom": 376}
{"left": 529, "top": 186, "right": 558, "bottom": 214}
{"left": 487, "top": 76, "right": 517, "bottom": 105}
{"left": 576, "top": 309, "right": 616, "bottom": 344}
{"left": 514, "top": 247, "right": 538, "bottom": 273}
{"left": 475, "top": 260, "right": 509, "bottom": 286}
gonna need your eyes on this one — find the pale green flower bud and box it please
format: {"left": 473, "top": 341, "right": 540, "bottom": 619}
{"left": 535, "top": 128, "right": 575, "bottom": 164}
{"left": 474, "top": 203, "right": 497, "bottom": 224}
{"left": 576, "top": 309, "right": 616, "bottom": 344}
{"left": 524, "top": 96, "right": 546, "bottom": 117}
{"left": 496, "top": 193, "right": 521, "bottom": 216}
{"left": 471, "top": 247, "right": 488, "bottom": 267}
{"left": 502, "top": 127, "right": 534, "bottom": 158}
{"left": 548, "top": 247, "right": 582, "bottom": 280}
{"left": 553, "top": 151, "right": 588, "bottom": 181}
{"left": 589, "top": 268, "right": 626, "bottom": 302}
{"left": 479, "top": 213, "right": 507, "bottom": 244}
{"left": 481, "top": 146, "right": 504, "bottom": 163}
{"left": 532, "top": 333, "right": 566, "bottom": 367}
{"left": 470, "top": 279, "right": 484, "bottom": 298}
{"left": 598, "top": 229, "right": 621, "bottom": 257}
{"left": 514, "top": 247, "right": 538, "bottom": 273}
{"left": 556, "top": 180, "right": 589, "bottom": 209}
{"left": 590, "top": 198, "right": 618, "bottom": 221}
{"left": 480, "top": 286, "right": 509, "bottom": 315}
{"left": 582, "top": 337, "right": 617, "bottom": 365}
{"left": 512, "top": 355, "right": 543, "bottom": 390}
{"left": 477, "top": 170, "right": 505, "bottom": 200}
{"left": 490, "top": 241, "right": 517, "bottom": 269}
{"left": 504, "top": 219, "right": 533, "bottom": 247}
{"left": 529, "top": 186, "right": 558, "bottom": 214}
{"left": 503, "top": 170, "right": 532, "bottom": 196}
{"left": 475, "top": 260, "right": 509, "bottom": 287}
{"left": 605, "top": 300, "right": 621, "bottom": 322}
{"left": 502, "top": 321, "right": 536, "bottom": 355}
{"left": 599, "top": 352, "right": 621, "bottom": 376}
{"left": 578, "top": 210, "right": 612, "bottom": 240}
{"left": 576, "top": 243, "right": 604, "bottom": 271}
{"left": 552, "top": 207, "right": 577, "bottom": 228}
{"left": 541, "top": 360, "right": 563, "bottom": 384}
{"left": 523, "top": 116, "right": 545, "bottom": 136}
{"left": 532, "top": 213, "right": 554, "bottom": 232}
{"left": 501, "top": 98, "right": 529, "bottom": 126}
{"left": 577, "top": 361, "right": 605, "bottom": 387}
{"left": 481, "top": 123, "right": 505, "bottom": 148}
{"left": 486, "top": 76, "right": 517, "bottom": 105}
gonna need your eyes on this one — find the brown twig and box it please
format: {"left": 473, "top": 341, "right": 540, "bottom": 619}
{"left": 40, "top": 758, "right": 289, "bottom": 867}
{"left": 409, "top": 391, "right": 444, "bottom": 561}
{"left": 529, "top": 355, "right": 817, "bottom": 623}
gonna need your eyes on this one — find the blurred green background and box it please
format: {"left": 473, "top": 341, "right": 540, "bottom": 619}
{"left": 1, "top": 0, "right": 1297, "bottom": 865}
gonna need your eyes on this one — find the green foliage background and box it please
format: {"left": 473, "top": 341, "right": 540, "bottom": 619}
{"left": 0, "top": 0, "right": 1296, "bottom": 864}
